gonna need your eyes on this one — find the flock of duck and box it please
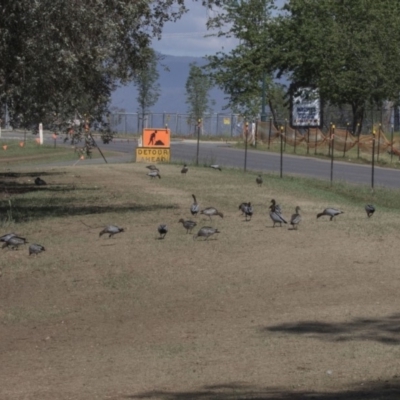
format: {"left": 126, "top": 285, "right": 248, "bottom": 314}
{"left": 0, "top": 165, "right": 377, "bottom": 254}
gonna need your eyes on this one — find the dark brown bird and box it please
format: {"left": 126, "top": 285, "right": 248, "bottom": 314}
{"left": 365, "top": 204, "right": 375, "bottom": 218}
{"left": 178, "top": 219, "right": 197, "bottom": 233}
{"left": 99, "top": 225, "right": 124, "bottom": 238}
{"left": 256, "top": 175, "right": 263, "bottom": 187}
{"left": 35, "top": 177, "right": 47, "bottom": 186}
{"left": 158, "top": 224, "right": 168, "bottom": 239}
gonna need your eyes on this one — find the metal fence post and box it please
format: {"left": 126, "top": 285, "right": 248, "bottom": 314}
{"left": 196, "top": 119, "right": 201, "bottom": 166}
{"left": 330, "top": 125, "right": 335, "bottom": 186}
{"left": 244, "top": 122, "right": 248, "bottom": 172}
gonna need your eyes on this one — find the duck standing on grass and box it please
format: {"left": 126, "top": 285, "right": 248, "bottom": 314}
{"left": 210, "top": 164, "right": 222, "bottom": 171}
{"left": 29, "top": 244, "right": 45, "bottom": 256}
{"left": 178, "top": 219, "right": 197, "bottom": 233}
{"left": 365, "top": 204, "right": 375, "bottom": 218}
{"left": 158, "top": 224, "right": 168, "bottom": 239}
{"left": 191, "top": 194, "right": 200, "bottom": 216}
{"left": 290, "top": 206, "right": 301, "bottom": 230}
{"left": 256, "top": 175, "right": 263, "bottom": 187}
{"left": 148, "top": 170, "right": 161, "bottom": 179}
{"left": 269, "top": 201, "right": 287, "bottom": 227}
{"left": 317, "top": 208, "right": 344, "bottom": 221}
{"left": 181, "top": 164, "right": 188, "bottom": 175}
{"left": 243, "top": 202, "right": 253, "bottom": 221}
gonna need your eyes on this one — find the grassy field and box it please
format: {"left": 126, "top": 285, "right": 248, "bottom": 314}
{"left": 0, "top": 140, "right": 124, "bottom": 168}
{"left": 1, "top": 162, "right": 400, "bottom": 399}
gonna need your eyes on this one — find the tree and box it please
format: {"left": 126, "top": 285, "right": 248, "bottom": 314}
{"left": 185, "top": 62, "right": 214, "bottom": 133}
{"left": 133, "top": 50, "right": 161, "bottom": 132}
{"left": 0, "top": 0, "right": 187, "bottom": 131}
{"left": 204, "top": 0, "right": 286, "bottom": 123}
{"left": 204, "top": 0, "right": 400, "bottom": 132}
{"left": 267, "top": 0, "right": 400, "bottom": 133}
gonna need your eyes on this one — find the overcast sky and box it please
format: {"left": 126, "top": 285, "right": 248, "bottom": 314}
{"left": 152, "top": 2, "right": 238, "bottom": 58}
{"left": 152, "top": 1, "right": 286, "bottom": 58}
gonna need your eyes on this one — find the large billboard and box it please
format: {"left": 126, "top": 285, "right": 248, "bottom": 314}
{"left": 290, "top": 87, "right": 322, "bottom": 128}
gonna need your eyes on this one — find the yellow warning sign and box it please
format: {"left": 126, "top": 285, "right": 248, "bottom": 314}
{"left": 142, "top": 128, "right": 170, "bottom": 148}
{"left": 136, "top": 148, "right": 170, "bottom": 163}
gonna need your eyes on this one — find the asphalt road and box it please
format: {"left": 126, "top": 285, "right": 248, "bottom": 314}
{"left": 92, "top": 138, "right": 400, "bottom": 190}
{"left": 4, "top": 131, "right": 400, "bottom": 189}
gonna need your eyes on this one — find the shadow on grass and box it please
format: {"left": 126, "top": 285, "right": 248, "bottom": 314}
{"left": 0, "top": 199, "right": 178, "bottom": 222}
{"left": 125, "top": 379, "right": 400, "bottom": 399}
{"left": 263, "top": 313, "right": 400, "bottom": 345}
{"left": 0, "top": 171, "right": 65, "bottom": 178}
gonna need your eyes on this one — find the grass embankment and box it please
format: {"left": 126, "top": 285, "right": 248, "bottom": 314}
{"left": 1, "top": 163, "right": 400, "bottom": 399}
{"left": 0, "top": 140, "right": 124, "bottom": 168}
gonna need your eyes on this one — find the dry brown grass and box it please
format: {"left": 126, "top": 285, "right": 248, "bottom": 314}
{"left": 1, "top": 163, "right": 400, "bottom": 400}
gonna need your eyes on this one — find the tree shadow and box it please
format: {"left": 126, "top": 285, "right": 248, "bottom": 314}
{"left": 124, "top": 379, "right": 400, "bottom": 399}
{"left": 0, "top": 171, "right": 65, "bottom": 178}
{"left": 0, "top": 198, "right": 179, "bottom": 222}
{"left": 263, "top": 313, "right": 400, "bottom": 345}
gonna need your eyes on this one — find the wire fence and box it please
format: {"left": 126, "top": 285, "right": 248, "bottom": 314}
{"left": 110, "top": 112, "right": 247, "bottom": 137}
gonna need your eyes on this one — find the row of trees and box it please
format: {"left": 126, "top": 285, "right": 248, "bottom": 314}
{"left": 204, "top": 0, "right": 400, "bottom": 133}
{"left": 0, "top": 0, "right": 187, "bottom": 130}
{"left": 4, "top": 0, "right": 400, "bottom": 134}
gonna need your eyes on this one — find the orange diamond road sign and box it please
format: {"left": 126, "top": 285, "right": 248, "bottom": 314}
{"left": 142, "top": 128, "right": 170, "bottom": 148}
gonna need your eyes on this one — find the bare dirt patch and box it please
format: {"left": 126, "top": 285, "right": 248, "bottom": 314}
{"left": 1, "top": 163, "right": 400, "bottom": 400}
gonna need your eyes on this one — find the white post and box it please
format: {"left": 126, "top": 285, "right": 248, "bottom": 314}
{"left": 39, "top": 123, "right": 43, "bottom": 144}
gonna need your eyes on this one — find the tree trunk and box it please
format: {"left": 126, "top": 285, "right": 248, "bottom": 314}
{"left": 351, "top": 102, "right": 364, "bottom": 135}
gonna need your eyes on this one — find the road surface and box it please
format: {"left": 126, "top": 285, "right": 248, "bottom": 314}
{"left": 3, "top": 132, "right": 400, "bottom": 189}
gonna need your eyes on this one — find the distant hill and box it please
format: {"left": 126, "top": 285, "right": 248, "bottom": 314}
{"left": 110, "top": 54, "right": 231, "bottom": 114}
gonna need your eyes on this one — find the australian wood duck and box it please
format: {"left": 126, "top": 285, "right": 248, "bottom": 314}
{"left": 181, "top": 164, "right": 188, "bottom": 175}
{"left": 99, "top": 225, "right": 124, "bottom": 238}
{"left": 365, "top": 204, "right": 375, "bottom": 218}
{"left": 193, "top": 226, "right": 220, "bottom": 240}
{"left": 317, "top": 208, "right": 344, "bottom": 221}
{"left": 290, "top": 206, "right": 301, "bottom": 230}
{"left": 200, "top": 207, "right": 224, "bottom": 220}
{"left": 269, "top": 202, "right": 287, "bottom": 227}
{"left": 35, "top": 177, "right": 47, "bottom": 186}
{"left": 191, "top": 194, "right": 200, "bottom": 216}
{"left": 178, "top": 219, "right": 197, "bottom": 233}
{"left": 158, "top": 224, "right": 168, "bottom": 239}
{"left": 148, "top": 170, "right": 161, "bottom": 179}
{"left": 29, "top": 243, "right": 45, "bottom": 255}
{"left": 2, "top": 236, "right": 28, "bottom": 249}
